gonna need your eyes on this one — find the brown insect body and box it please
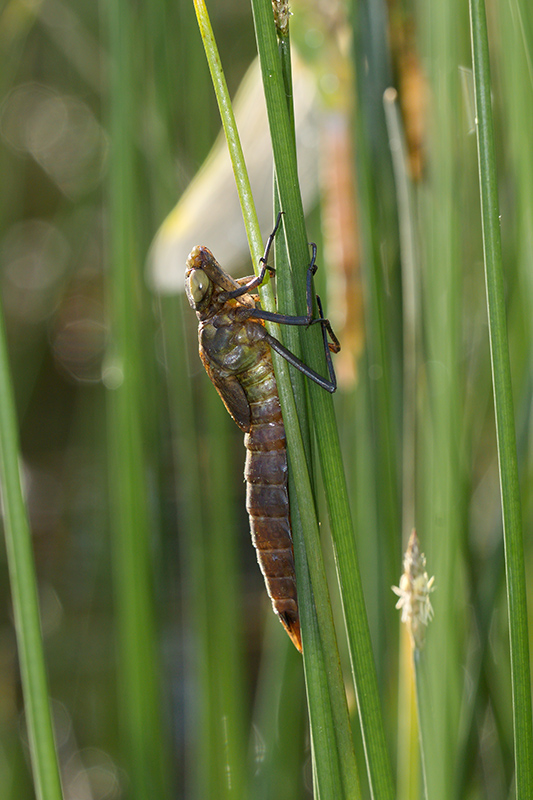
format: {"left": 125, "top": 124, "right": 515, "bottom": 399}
{"left": 185, "top": 245, "right": 302, "bottom": 652}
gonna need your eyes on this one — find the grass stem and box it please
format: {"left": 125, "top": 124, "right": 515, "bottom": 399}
{"left": 469, "top": 0, "right": 533, "bottom": 794}
{"left": 0, "top": 310, "right": 63, "bottom": 800}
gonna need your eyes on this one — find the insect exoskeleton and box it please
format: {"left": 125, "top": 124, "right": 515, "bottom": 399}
{"left": 185, "top": 218, "right": 339, "bottom": 652}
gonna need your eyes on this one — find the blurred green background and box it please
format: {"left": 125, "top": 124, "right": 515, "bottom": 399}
{"left": 1, "top": 0, "right": 532, "bottom": 798}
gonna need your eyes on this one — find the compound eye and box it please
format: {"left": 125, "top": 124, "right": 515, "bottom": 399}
{"left": 187, "top": 268, "right": 210, "bottom": 304}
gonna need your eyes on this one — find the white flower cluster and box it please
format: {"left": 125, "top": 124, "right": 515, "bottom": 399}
{"left": 392, "top": 530, "right": 435, "bottom": 650}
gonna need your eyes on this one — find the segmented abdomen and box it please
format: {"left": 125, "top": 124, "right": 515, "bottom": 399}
{"left": 241, "top": 358, "right": 302, "bottom": 652}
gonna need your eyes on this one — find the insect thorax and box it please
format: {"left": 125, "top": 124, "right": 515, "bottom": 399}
{"left": 200, "top": 317, "right": 268, "bottom": 376}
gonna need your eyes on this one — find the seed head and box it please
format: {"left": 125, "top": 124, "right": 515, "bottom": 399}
{"left": 392, "top": 530, "right": 435, "bottom": 650}
{"left": 272, "top": 1, "right": 291, "bottom": 36}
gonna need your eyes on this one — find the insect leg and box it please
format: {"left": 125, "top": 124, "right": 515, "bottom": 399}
{"left": 300, "top": 245, "right": 340, "bottom": 344}
{"left": 220, "top": 262, "right": 275, "bottom": 300}
{"left": 248, "top": 239, "right": 340, "bottom": 391}
{"left": 249, "top": 295, "right": 340, "bottom": 357}
{"left": 314, "top": 295, "right": 341, "bottom": 354}
{"left": 219, "top": 213, "right": 284, "bottom": 301}
{"left": 262, "top": 329, "right": 337, "bottom": 393}
{"left": 250, "top": 242, "right": 331, "bottom": 330}
{"left": 247, "top": 244, "right": 319, "bottom": 327}
{"left": 260, "top": 210, "right": 284, "bottom": 270}
{"left": 305, "top": 243, "right": 318, "bottom": 320}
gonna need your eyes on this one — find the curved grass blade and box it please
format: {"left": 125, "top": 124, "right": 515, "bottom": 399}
{"left": 0, "top": 311, "right": 63, "bottom": 800}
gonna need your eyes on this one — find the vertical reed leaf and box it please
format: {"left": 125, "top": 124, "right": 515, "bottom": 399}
{"left": 349, "top": 0, "right": 400, "bottom": 613}
{"left": 250, "top": 1, "right": 393, "bottom": 796}
{"left": 103, "top": 1, "right": 170, "bottom": 797}
{"left": 0, "top": 312, "right": 63, "bottom": 800}
{"left": 414, "top": 0, "right": 465, "bottom": 794}
{"left": 469, "top": 0, "right": 533, "bottom": 794}
{"left": 249, "top": 3, "right": 364, "bottom": 796}
{"left": 192, "top": 1, "right": 360, "bottom": 796}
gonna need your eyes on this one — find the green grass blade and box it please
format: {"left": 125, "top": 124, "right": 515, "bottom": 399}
{"left": 251, "top": 615, "right": 306, "bottom": 800}
{"left": 103, "top": 1, "right": 171, "bottom": 797}
{"left": 469, "top": 0, "right": 533, "bottom": 794}
{"left": 291, "top": 505, "right": 345, "bottom": 800}
{"left": 250, "top": 3, "right": 367, "bottom": 797}
{"left": 193, "top": 1, "right": 360, "bottom": 796}
{"left": 0, "top": 312, "right": 63, "bottom": 800}
{"left": 407, "top": 0, "right": 465, "bottom": 794}
{"left": 250, "top": 2, "right": 394, "bottom": 797}
{"left": 349, "top": 0, "right": 400, "bottom": 596}
{"left": 192, "top": 0, "right": 264, "bottom": 270}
